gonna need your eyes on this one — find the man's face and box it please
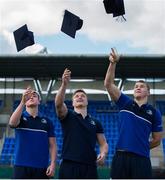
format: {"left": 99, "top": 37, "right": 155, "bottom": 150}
{"left": 25, "top": 91, "right": 40, "bottom": 107}
{"left": 133, "top": 82, "right": 150, "bottom": 99}
{"left": 72, "top": 92, "right": 88, "bottom": 108}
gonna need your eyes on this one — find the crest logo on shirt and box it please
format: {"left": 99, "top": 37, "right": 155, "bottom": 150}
{"left": 23, "top": 117, "right": 27, "bottom": 121}
{"left": 41, "top": 119, "right": 47, "bottom": 124}
{"left": 146, "top": 109, "right": 153, "bottom": 115}
{"left": 90, "top": 120, "right": 96, "bottom": 126}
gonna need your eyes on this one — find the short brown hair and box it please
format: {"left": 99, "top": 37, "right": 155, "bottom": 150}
{"left": 72, "top": 89, "right": 87, "bottom": 98}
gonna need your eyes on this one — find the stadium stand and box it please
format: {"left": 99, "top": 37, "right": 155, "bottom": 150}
{"left": 1, "top": 99, "right": 165, "bottom": 168}
{"left": 0, "top": 137, "right": 15, "bottom": 165}
{"left": 0, "top": 100, "right": 119, "bottom": 166}
{"left": 0, "top": 56, "right": 165, "bottom": 178}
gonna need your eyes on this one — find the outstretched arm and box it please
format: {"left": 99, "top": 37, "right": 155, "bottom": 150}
{"left": 55, "top": 68, "right": 71, "bottom": 120}
{"left": 104, "top": 48, "right": 121, "bottom": 101}
{"left": 9, "top": 88, "right": 32, "bottom": 127}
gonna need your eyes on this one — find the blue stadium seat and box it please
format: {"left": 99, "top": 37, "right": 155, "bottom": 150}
{"left": 0, "top": 137, "right": 15, "bottom": 165}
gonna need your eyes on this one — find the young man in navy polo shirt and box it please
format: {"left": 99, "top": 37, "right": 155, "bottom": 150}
{"left": 104, "top": 48, "right": 163, "bottom": 179}
{"left": 9, "top": 88, "right": 57, "bottom": 179}
{"left": 55, "top": 68, "right": 108, "bottom": 179}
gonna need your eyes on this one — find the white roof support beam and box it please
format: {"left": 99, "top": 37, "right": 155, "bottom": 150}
{"left": 33, "top": 79, "right": 43, "bottom": 101}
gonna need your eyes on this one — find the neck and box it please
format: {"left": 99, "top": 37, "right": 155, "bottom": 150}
{"left": 26, "top": 106, "right": 38, "bottom": 118}
{"left": 134, "top": 96, "right": 148, "bottom": 106}
{"left": 74, "top": 107, "right": 87, "bottom": 119}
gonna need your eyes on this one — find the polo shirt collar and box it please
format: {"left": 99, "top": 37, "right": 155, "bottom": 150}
{"left": 73, "top": 110, "right": 90, "bottom": 119}
{"left": 23, "top": 110, "right": 41, "bottom": 118}
{"left": 133, "top": 100, "right": 149, "bottom": 109}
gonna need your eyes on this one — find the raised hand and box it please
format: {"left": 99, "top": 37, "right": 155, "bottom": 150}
{"left": 62, "top": 68, "right": 71, "bottom": 86}
{"left": 21, "top": 87, "right": 33, "bottom": 104}
{"left": 109, "top": 47, "right": 120, "bottom": 64}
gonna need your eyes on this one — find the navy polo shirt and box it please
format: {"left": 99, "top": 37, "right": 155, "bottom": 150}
{"left": 115, "top": 93, "right": 163, "bottom": 157}
{"left": 14, "top": 111, "right": 55, "bottom": 168}
{"left": 60, "top": 110, "right": 104, "bottom": 165}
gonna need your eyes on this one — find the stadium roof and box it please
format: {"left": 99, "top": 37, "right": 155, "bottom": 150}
{"left": 0, "top": 55, "right": 165, "bottom": 79}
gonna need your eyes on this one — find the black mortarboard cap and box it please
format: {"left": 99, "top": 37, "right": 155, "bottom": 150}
{"left": 103, "top": 0, "right": 126, "bottom": 18}
{"left": 13, "top": 24, "right": 35, "bottom": 52}
{"left": 61, "top": 10, "right": 83, "bottom": 38}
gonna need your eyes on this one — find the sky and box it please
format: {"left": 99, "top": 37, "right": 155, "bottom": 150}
{"left": 0, "top": 0, "right": 165, "bottom": 55}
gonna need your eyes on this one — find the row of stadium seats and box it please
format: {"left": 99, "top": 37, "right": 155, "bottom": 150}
{"left": 1, "top": 100, "right": 165, "bottom": 166}
{"left": 1, "top": 100, "right": 120, "bottom": 166}
{"left": 0, "top": 138, "right": 15, "bottom": 165}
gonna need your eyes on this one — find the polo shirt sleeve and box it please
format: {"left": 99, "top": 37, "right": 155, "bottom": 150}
{"left": 116, "top": 93, "right": 131, "bottom": 110}
{"left": 60, "top": 109, "right": 72, "bottom": 123}
{"left": 16, "top": 111, "right": 28, "bottom": 128}
{"left": 152, "top": 109, "right": 163, "bottom": 132}
{"left": 48, "top": 119, "right": 56, "bottom": 137}
{"left": 96, "top": 120, "right": 104, "bottom": 133}
{"left": 16, "top": 116, "right": 23, "bottom": 127}
{"left": 10, "top": 115, "right": 23, "bottom": 128}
